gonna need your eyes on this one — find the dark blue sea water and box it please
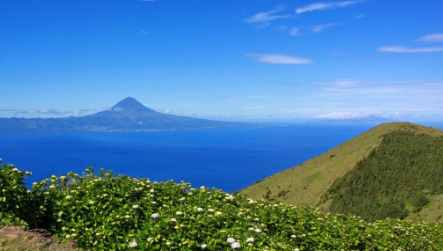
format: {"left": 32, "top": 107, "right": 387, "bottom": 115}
{"left": 0, "top": 124, "right": 440, "bottom": 193}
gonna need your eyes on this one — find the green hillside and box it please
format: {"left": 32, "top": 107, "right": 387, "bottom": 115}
{"left": 326, "top": 130, "right": 443, "bottom": 221}
{"left": 239, "top": 123, "right": 443, "bottom": 216}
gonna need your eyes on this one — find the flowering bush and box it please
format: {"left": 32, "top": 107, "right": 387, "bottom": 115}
{"left": 0, "top": 159, "right": 33, "bottom": 228}
{"left": 1, "top": 161, "right": 443, "bottom": 250}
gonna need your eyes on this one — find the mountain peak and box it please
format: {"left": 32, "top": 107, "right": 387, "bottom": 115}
{"left": 110, "top": 97, "right": 156, "bottom": 113}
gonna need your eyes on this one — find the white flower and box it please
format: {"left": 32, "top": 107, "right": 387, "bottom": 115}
{"left": 66, "top": 196, "right": 72, "bottom": 200}
{"left": 129, "top": 241, "right": 138, "bottom": 248}
{"left": 215, "top": 211, "right": 222, "bottom": 216}
{"left": 49, "top": 185, "right": 56, "bottom": 189}
{"left": 201, "top": 243, "right": 207, "bottom": 249}
{"left": 227, "top": 237, "right": 236, "bottom": 243}
{"left": 147, "top": 237, "right": 153, "bottom": 242}
{"left": 176, "top": 211, "right": 183, "bottom": 216}
{"left": 132, "top": 205, "right": 139, "bottom": 209}
{"left": 170, "top": 218, "right": 177, "bottom": 222}
{"left": 151, "top": 213, "right": 159, "bottom": 219}
{"left": 246, "top": 237, "right": 254, "bottom": 243}
{"left": 200, "top": 186, "right": 205, "bottom": 190}
{"left": 197, "top": 207, "right": 204, "bottom": 212}
{"left": 291, "top": 235, "right": 296, "bottom": 238}
{"left": 208, "top": 208, "right": 214, "bottom": 212}
{"left": 125, "top": 215, "right": 130, "bottom": 219}
{"left": 150, "top": 189, "right": 155, "bottom": 193}
{"left": 294, "top": 249, "right": 300, "bottom": 251}
{"left": 231, "top": 242, "right": 241, "bottom": 249}
{"left": 254, "top": 228, "right": 262, "bottom": 233}
{"left": 60, "top": 176, "right": 66, "bottom": 180}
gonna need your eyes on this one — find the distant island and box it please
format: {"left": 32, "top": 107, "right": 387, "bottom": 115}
{"left": 0, "top": 97, "right": 252, "bottom": 134}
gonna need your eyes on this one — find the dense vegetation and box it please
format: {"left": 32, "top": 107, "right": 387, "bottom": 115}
{"left": 239, "top": 123, "right": 443, "bottom": 218}
{"left": 2, "top": 159, "right": 443, "bottom": 250}
{"left": 326, "top": 131, "right": 443, "bottom": 221}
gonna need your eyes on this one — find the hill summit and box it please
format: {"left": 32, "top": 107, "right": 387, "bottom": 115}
{"left": 239, "top": 122, "right": 443, "bottom": 222}
{"left": 110, "top": 97, "right": 156, "bottom": 113}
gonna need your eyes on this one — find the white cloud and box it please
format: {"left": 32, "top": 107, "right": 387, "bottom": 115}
{"left": 296, "top": 1, "right": 364, "bottom": 14}
{"left": 312, "top": 23, "right": 341, "bottom": 33}
{"left": 354, "top": 14, "right": 365, "bottom": 19}
{"left": 315, "top": 111, "right": 373, "bottom": 119}
{"left": 245, "top": 6, "right": 290, "bottom": 27}
{"left": 417, "top": 33, "right": 443, "bottom": 43}
{"left": 246, "top": 53, "right": 313, "bottom": 64}
{"left": 183, "top": 112, "right": 196, "bottom": 117}
{"left": 289, "top": 27, "right": 300, "bottom": 36}
{"left": 245, "top": 106, "right": 265, "bottom": 110}
{"left": 228, "top": 95, "right": 283, "bottom": 100}
{"left": 13, "top": 108, "right": 106, "bottom": 117}
{"left": 377, "top": 46, "right": 443, "bottom": 53}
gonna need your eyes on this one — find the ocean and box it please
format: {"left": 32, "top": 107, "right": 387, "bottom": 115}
{"left": 0, "top": 124, "right": 437, "bottom": 193}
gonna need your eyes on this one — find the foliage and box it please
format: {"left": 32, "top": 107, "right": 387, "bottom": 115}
{"left": 0, "top": 159, "right": 33, "bottom": 228}
{"left": 240, "top": 123, "right": 443, "bottom": 207}
{"left": 328, "top": 131, "right": 443, "bottom": 221}
{"left": 1, "top": 161, "right": 443, "bottom": 250}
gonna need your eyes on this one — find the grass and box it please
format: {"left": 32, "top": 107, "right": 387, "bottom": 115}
{"left": 409, "top": 194, "right": 443, "bottom": 223}
{"left": 239, "top": 122, "right": 443, "bottom": 208}
{"left": 0, "top": 226, "right": 78, "bottom": 251}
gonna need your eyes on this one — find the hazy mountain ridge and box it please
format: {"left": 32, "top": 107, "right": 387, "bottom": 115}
{"left": 239, "top": 122, "right": 443, "bottom": 222}
{"left": 0, "top": 98, "right": 251, "bottom": 134}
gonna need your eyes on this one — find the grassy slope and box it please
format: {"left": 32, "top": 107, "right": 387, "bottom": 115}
{"left": 239, "top": 122, "right": 443, "bottom": 208}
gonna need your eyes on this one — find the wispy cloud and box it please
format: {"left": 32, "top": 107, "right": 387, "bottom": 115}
{"left": 289, "top": 27, "right": 300, "bottom": 36}
{"left": 183, "top": 112, "right": 196, "bottom": 117}
{"left": 377, "top": 46, "right": 443, "bottom": 53}
{"left": 245, "top": 106, "right": 265, "bottom": 110}
{"left": 378, "top": 33, "right": 443, "bottom": 53}
{"left": 315, "top": 111, "right": 373, "bottom": 119}
{"left": 417, "top": 33, "right": 443, "bottom": 43}
{"left": 245, "top": 6, "right": 291, "bottom": 28}
{"left": 228, "top": 95, "right": 283, "bottom": 100}
{"left": 354, "top": 14, "right": 366, "bottom": 19}
{"left": 13, "top": 108, "right": 106, "bottom": 117}
{"left": 246, "top": 53, "right": 313, "bottom": 64}
{"left": 312, "top": 22, "right": 341, "bottom": 33}
{"left": 296, "top": 1, "right": 365, "bottom": 14}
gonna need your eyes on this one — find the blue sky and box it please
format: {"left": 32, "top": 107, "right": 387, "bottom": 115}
{"left": 1, "top": 0, "right": 442, "bottom": 122}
